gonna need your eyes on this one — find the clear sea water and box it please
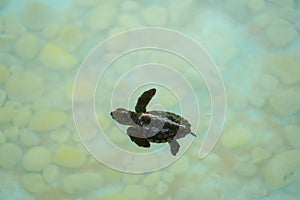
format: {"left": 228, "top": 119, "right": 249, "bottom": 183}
{"left": 1, "top": 0, "right": 300, "bottom": 199}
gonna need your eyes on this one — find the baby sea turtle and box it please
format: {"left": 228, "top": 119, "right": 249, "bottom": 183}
{"left": 110, "top": 88, "right": 196, "bottom": 156}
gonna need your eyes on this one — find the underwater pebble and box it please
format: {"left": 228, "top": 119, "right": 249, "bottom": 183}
{"left": 75, "top": 0, "right": 98, "bottom": 7}
{"left": 0, "top": 65, "right": 9, "bottom": 85}
{"left": 22, "top": 1, "right": 52, "bottom": 30}
{"left": 21, "top": 173, "right": 47, "bottom": 193}
{"left": 234, "top": 162, "right": 258, "bottom": 176}
{"left": 121, "top": 0, "right": 139, "bottom": 12}
{"left": 255, "top": 74, "right": 279, "bottom": 97}
{"left": 264, "top": 150, "right": 300, "bottom": 189}
{"left": 19, "top": 130, "right": 39, "bottom": 147}
{"left": 3, "top": 126, "right": 19, "bottom": 141}
{"left": 268, "top": 55, "right": 300, "bottom": 85}
{"left": 100, "top": 194, "right": 128, "bottom": 200}
{"left": 142, "top": 6, "right": 167, "bottom": 26}
{"left": 283, "top": 125, "right": 300, "bottom": 149}
{"left": 245, "top": 178, "right": 269, "bottom": 198}
{"left": 122, "top": 174, "right": 142, "bottom": 184}
{"left": 42, "top": 23, "right": 59, "bottom": 39}
{"left": 14, "top": 33, "right": 40, "bottom": 60}
{"left": 13, "top": 108, "right": 32, "bottom": 127}
{"left": 195, "top": 188, "right": 219, "bottom": 200}
{"left": 39, "top": 43, "right": 78, "bottom": 70}
{"left": 63, "top": 172, "right": 103, "bottom": 194}
{"left": 42, "top": 164, "right": 58, "bottom": 183}
{"left": 162, "top": 171, "right": 175, "bottom": 183}
{"left": 123, "top": 184, "right": 149, "bottom": 200}
{"left": 49, "top": 129, "right": 70, "bottom": 143}
{"left": 57, "top": 24, "right": 82, "bottom": 51}
{"left": 67, "top": 79, "right": 93, "bottom": 103}
{"left": 265, "top": 18, "right": 297, "bottom": 47}
{"left": 22, "top": 146, "right": 52, "bottom": 171}
{"left": 118, "top": 14, "right": 141, "bottom": 29}
{"left": 0, "top": 33, "right": 17, "bottom": 52}
{"left": 269, "top": 88, "right": 300, "bottom": 117}
{"left": 247, "top": 0, "right": 265, "bottom": 12}
{"left": 156, "top": 181, "right": 169, "bottom": 195}
{"left": 0, "top": 131, "right": 6, "bottom": 144}
{"left": 6, "top": 71, "right": 44, "bottom": 102}
{"left": 202, "top": 153, "right": 221, "bottom": 164}
{"left": 169, "top": 0, "right": 195, "bottom": 26}
{"left": 248, "top": 95, "right": 265, "bottom": 107}
{"left": 248, "top": 14, "right": 273, "bottom": 33}
{"left": 169, "top": 156, "right": 190, "bottom": 175}
{"left": 87, "top": 5, "right": 117, "bottom": 32}
{"left": 251, "top": 147, "right": 271, "bottom": 163}
{"left": 0, "top": 0, "right": 6, "bottom": 9}
{"left": 268, "top": 0, "right": 294, "bottom": 7}
{"left": 0, "top": 89, "right": 6, "bottom": 106}
{"left": 221, "top": 126, "right": 253, "bottom": 149}
{"left": 142, "top": 172, "right": 161, "bottom": 186}
{"left": 0, "top": 143, "right": 23, "bottom": 169}
{"left": 29, "top": 108, "right": 68, "bottom": 132}
{"left": 3, "top": 14, "right": 25, "bottom": 35}
{"left": 52, "top": 145, "right": 86, "bottom": 168}
{"left": 0, "top": 104, "right": 14, "bottom": 123}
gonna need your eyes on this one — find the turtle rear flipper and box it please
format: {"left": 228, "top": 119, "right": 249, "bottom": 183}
{"left": 127, "top": 127, "right": 150, "bottom": 148}
{"left": 169, "top": 140, "right": 180, "bottom": 156}
{"left": 135, "top": 88, "right": 156, "bottom": 113}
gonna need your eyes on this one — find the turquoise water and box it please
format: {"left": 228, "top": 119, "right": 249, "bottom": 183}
{"left": 1, "top": 0, "right": 300, "bottom": 199}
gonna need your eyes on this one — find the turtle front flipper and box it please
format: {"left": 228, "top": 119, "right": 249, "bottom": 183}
{"left": 169, "top": 140, "right": 180, "bottom": 156}
{"left": 127, "top": 127, "right": 150, "bottom": 148}
{"left": 135, "top": 88, "right": 156, "bottom": 113}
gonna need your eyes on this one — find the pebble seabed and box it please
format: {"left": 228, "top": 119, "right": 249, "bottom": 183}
{"left": 0, "top": 0, "right": 300, "bottom": 199}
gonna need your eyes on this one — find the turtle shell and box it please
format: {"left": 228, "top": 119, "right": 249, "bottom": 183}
{"left": 137, "top": 111, "right": 191, "bottom": 143}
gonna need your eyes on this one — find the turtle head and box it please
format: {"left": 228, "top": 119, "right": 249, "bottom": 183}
{"left": 110, "top": 108, "right": 135, "bottom": 125}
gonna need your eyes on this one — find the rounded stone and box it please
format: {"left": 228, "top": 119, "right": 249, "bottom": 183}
{"left": 124, "top": 184, "right": 149, "bottom": 200}
{"left": 0, "top": 143, "right": 23, "bottom": 169}
{"left": 42, "top": 164, "right": 59, "bottom": 183}
{"left": 264, "top": 150, "right": 300, "bottom": 189}
{"left": 247, "top": 0, "right": 265, "bottom": 12}
{"left": 28, "top": 109, "right": 68, "bottom": 132}
{"left": 19, "top": 130, "right": 40, "bottom": 147}
{"left": 21, "top": 173, "right": 47, "bottom": 193}
{"left": 268, "top": 55, "right": 300, "bottom": 85}
{"left": 63, "top": 172, "right": 103, "bottom": 194}
{"left": 234, "top": 162, "right": 258, "bottom": 176}
{"left": 13, "top": 108, "right": 32, "bottom": 127}
{"left": 22, "top": 146, "right": 52, "bottom": 171}
{"left": 156, "top": 181, "right": 169, "bottom": 195}
{"left": 5, "top": 71, "right": 44, "bottom": 102}
{"left": 265, "top": 18, "right": 297, "bottom": 47}
{"left": 22, "top": 1, "right": 52, "bottom": 30}
{"left": 57, "top": 24, "right": 82, "bottom": 51}
{"left": 87, "top": 5, "right": 117, "bottom": 32}
{"left": 284, "top": 125, "right": 300, "bottom": 149}
{"left": 0, "top": 65, "right": 9, "bottom": 85}
{"left": 221, "top": 126, "right": 253, "bottom": 148}
{"left": 52, "top": 145, "right": 86, "bottom": 168}
{"left": 169, "top": 156, "right": 190, "bottom": 175}
{"left": 0, "top": 131, "right": 6, "bottom": 144}
{"left": 269, "top": 88, "right": 300, "bottom": 117}
{"left": 142, "top": 172, "right": 161, "bottom": 186}
{"left": 3, "top": 126, "right": 19, "bottom": 141}
{"left": 251, "top": 147, "right": 271, "bottom": 163}
{"left": 162, "top": 171, "right": 175, "bottom": 183}
{"left": 14, "top": 33, "right": 40, "bottom": 60}
{"left": 0, "top": 104, "right": 14, "bottom": 123}
{"left": 142, "top": 6, "right": 168, "bottom": 27}
{"left": 39, "top": 43, "right": 78, "bottom": 70}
